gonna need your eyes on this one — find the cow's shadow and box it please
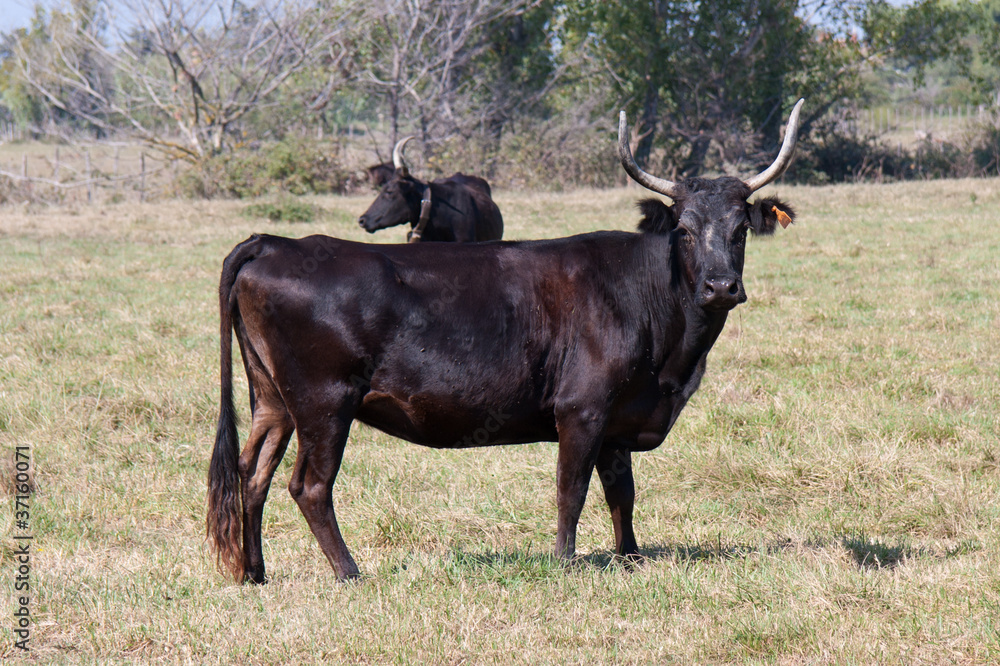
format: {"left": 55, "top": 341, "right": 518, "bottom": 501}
{"left": 578, "top": 539, "right": 787, "bottom": 570}
{"left": 446, "top": 533, "right": 952, "bottom": 574}
{"left": 443, "top": 540, "right": 783, "bottom": 576}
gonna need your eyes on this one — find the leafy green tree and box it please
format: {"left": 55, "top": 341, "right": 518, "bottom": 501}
{"left": 862, "top": 0, "right": 1000, "bottom": 105}
{"left": 561, "top": 0, "right": 672, "bottom": 169}
{"left": 561, "top": 0, "right": 867, "bottom": 177}
{"left": 0, "top": 9, "right": 47, "bottom": 129}
{"left": 861, "top": 0, "right": 973, "bottom": 85}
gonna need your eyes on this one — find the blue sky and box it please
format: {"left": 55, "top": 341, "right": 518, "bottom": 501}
{"left": 0, "top": 0, "right": 915, "bottom": 37}
{"left": 1, "top": 0, "right": 44, "bottom": 34}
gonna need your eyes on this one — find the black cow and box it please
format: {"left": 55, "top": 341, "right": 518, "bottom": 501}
{"left": 208, "top": 100, "right": 804, "bottom": 582}
{"left": 357, "top": 136, "right": 504, "bottom": 243}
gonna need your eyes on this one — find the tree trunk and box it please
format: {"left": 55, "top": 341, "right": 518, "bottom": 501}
{"left": 681, "top": 133, "right": 711, "bottom": 177}
{"left": 634, "top": 87, "right": 659, "bottom": 169}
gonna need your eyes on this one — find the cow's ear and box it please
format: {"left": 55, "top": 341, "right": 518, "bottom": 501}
{"left": 636, "top": 198, "right": 677, "bottom": 234}
{"left": 749, "top": 198, "right": 796, "bottom": 236}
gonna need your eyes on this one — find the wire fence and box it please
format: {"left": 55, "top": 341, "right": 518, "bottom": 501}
{"left": 0, "top": 143, "right": 176, "bottom": 205}
{"left": 840, "top": 104, "right": 992, "bottom": 141}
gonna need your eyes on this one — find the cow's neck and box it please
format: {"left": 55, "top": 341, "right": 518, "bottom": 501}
{"left": 639, "top": 233, "right": 732, "bottom": 389}
{"left": 661, "top": 301, "right": 729, "bottom": 397}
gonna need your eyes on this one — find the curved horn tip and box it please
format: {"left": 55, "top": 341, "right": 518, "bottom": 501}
{"left": 787, "top": 98, "right": 805, "bottom": 126}
{"left": 393, "top": 135, "right": 414, "bottom": 151}
{"left": 616, "top": 109, "right": 679, "bottom": 199}
{"left": 392, "top": 135, "right": 415, "bottom": 172}
{"left": 617, "top": 111, "right": 629, "bottom": 150}
{"left": 743, "top": 98, "right": 806, "bottom": 193}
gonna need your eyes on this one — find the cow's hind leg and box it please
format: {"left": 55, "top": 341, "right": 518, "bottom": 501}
{"left": 288, "top": 397, "right": 360, "bottom": 581}
{"left": 595, "top": 445, "right": 640, "bottom": 563}
{"left": 238, "top": 387, "right": 294, "bottom": 584}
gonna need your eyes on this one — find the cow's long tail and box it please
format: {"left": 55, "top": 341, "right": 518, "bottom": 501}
{"left": 207, "top": 235, "right": 261, "bottom": 582}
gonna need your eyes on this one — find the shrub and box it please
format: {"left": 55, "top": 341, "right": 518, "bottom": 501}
{"left": 786, "top": 111, "right": 978, "bottom": 184}
{"left": 912, "top": 138, "right": 970, "bottom": 180}
{"left": 175, "top": 137, "right": 353, "bottom": 199}
{"left": 492, "top": 123, "right": 622, "bottom": 190}
{"left": 242, "top": 198, "right": 317, "bottom": 223}
{"left": 405, "top": 116, "right": 623, "bottom": 191}
{"left": 787, "top": 115, "right": 913, "bottom": 184}
{"left": 969, "top": 110, "right": 1000, "bottom": 177}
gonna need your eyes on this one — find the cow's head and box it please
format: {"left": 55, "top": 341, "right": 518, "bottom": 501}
{"left": 358, "top": 137, "right": 424, "bottom": 234}
{"left": 620, "top": 99, "right": 802, "bottom": 311}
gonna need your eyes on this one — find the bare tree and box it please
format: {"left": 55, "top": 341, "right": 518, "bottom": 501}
{"left": 10, "top": 0, "right": 356, "bottom": 161}
{"left": 356, "top": 0, "right": 535, "bottom": 149}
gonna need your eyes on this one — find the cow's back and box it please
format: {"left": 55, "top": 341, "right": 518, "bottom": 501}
{"left": 441, "top": 172, "right": 492, "bottom": 196}
{"left": 430, "top": 173, "right": 503, "bottom": 242}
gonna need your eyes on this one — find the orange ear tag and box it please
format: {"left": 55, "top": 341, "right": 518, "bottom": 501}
{"left": 772, "top": 205, "right": 792, "bottom": 229}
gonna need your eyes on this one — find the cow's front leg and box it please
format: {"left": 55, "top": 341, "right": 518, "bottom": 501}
{"left": 553, "top": 407, "right": 608, "bottom": 560}
{"left": 596, "top": 444, "right": 640, "bottom": 563}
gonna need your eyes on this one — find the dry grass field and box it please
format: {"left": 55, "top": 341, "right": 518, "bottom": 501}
{"left": 1, "top": 178, "right": 999, "bottom": 663}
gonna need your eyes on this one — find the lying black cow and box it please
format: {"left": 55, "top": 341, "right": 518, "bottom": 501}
{"left": 208, "top": 100, "right": 804, "bottom": 582}
{"left": 357, "top": 136, "right": 503, "bottom": 243}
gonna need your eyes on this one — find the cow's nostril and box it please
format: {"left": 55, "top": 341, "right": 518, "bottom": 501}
{"left": 702, "top": 277, "right": 741, "bottom": 306}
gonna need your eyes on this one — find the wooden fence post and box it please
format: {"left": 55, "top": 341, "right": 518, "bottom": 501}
{"left": 86, "top": 150, "right": 93, "bottom": 203}
{"left": 22, "top": 153, "right": 31, "bottom": 199}
{"left": 114, "top": 146, "right": 121, "bottom": 198}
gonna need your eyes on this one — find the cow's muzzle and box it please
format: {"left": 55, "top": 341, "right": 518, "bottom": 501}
{"left": 358, "top": 216, "right": 377, "bottom": 233}
{"left": 699, "top": 276, "right": 746, "bottom": 311}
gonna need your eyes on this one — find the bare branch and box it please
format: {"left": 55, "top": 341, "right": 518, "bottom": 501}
{"left": 9, "top": 0, "right": 358, "bottom": 161}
